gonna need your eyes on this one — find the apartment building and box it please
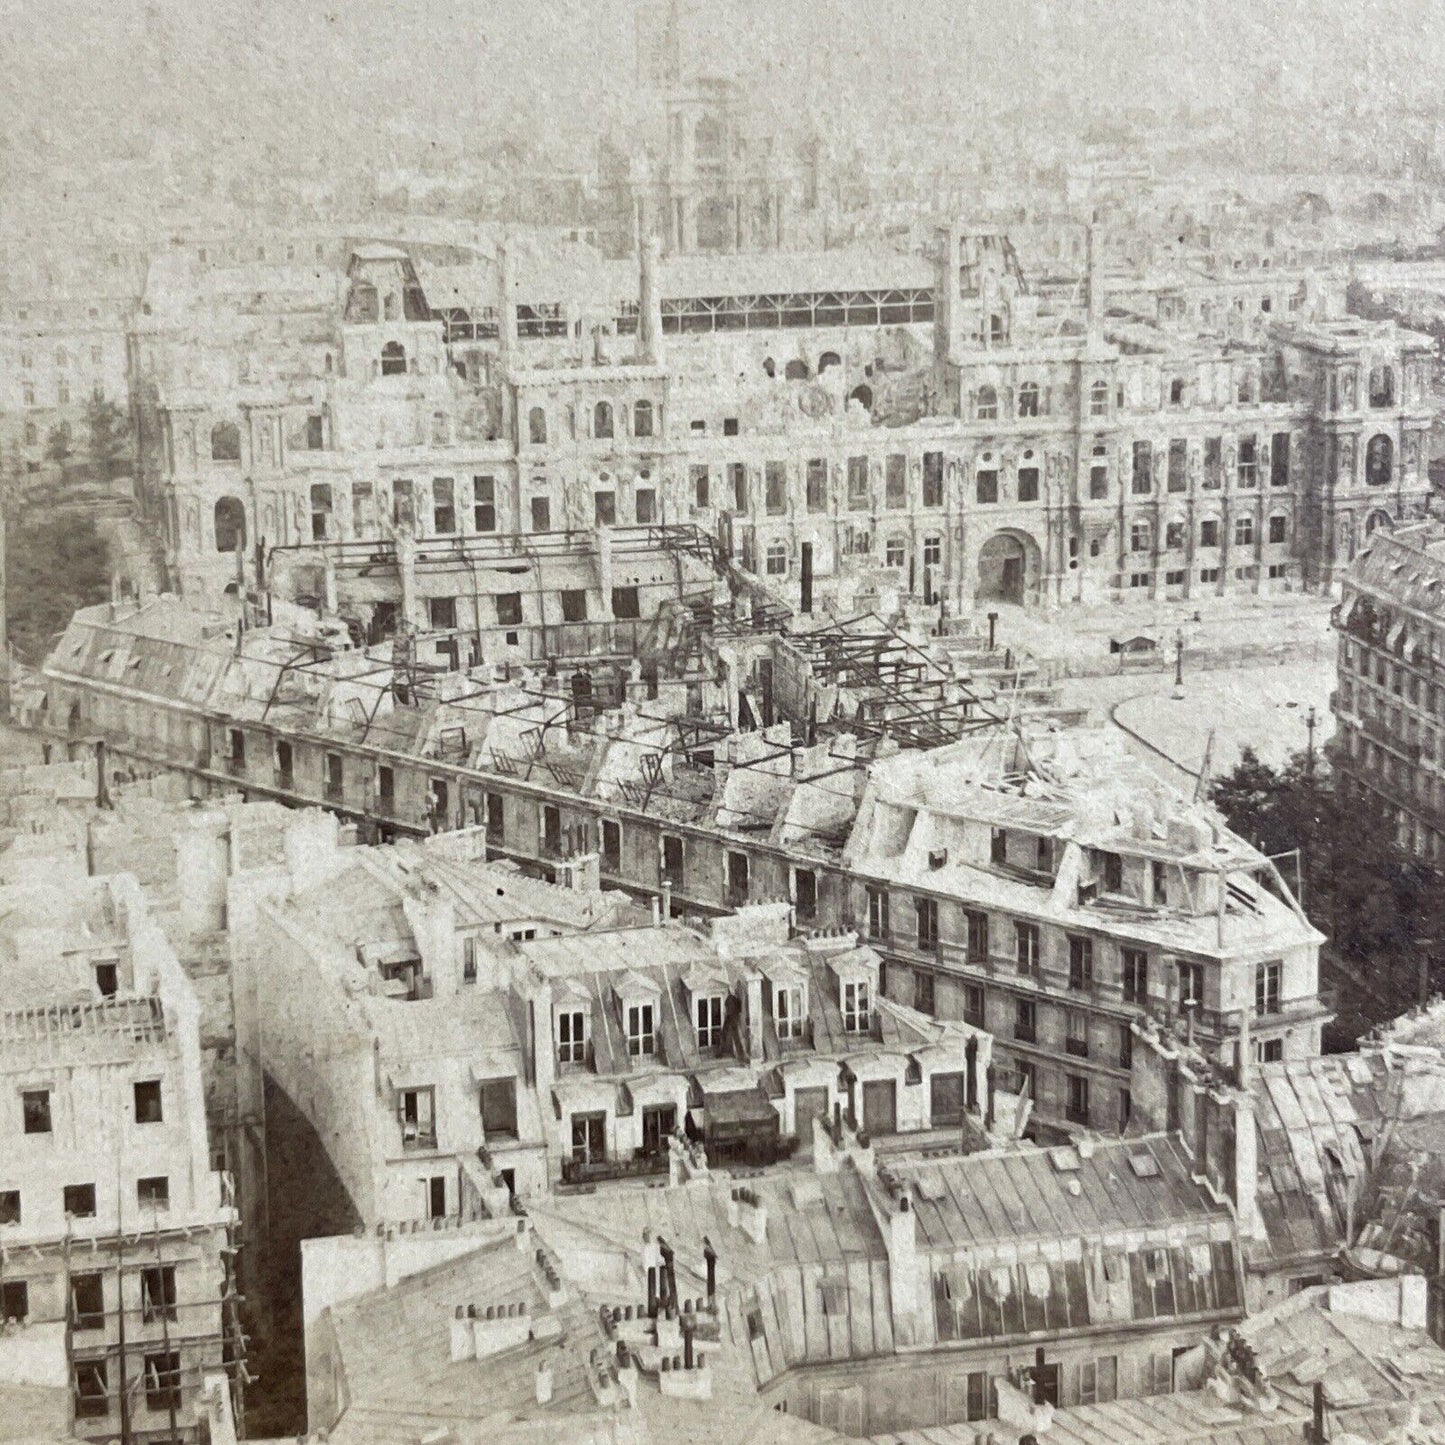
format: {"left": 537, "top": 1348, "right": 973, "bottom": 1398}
{"left": 28, "top": 593, "right": 1326, "bottom": 1139}
{"left": 1332, "top": 520, "right": 1445, "bottom": 860}
{"left": 231, "top": 816, "right": 990, "bottom": 1223}
{"left": 299, "top": 1127, "right": 1246, "bottom": 1441}
{"left": 0, "top": 871, "right": 239, "bottom": 1444}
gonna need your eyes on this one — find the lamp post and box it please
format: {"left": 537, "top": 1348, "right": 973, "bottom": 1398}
{"left": 1305, "top": 705, "right": 1318, "bottom": 776}
{"left": 1172, "top": 628, "right": 1185, "bottom": 700}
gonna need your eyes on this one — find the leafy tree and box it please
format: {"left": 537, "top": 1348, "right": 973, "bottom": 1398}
{"left": 44, "top": 422, "right": 73, "bottom": 467}
{"left": 84, "top": 392, "right": 132, "bottom": 478}
{"left": 5, "top": 511, "right": 110, "bottom": 662}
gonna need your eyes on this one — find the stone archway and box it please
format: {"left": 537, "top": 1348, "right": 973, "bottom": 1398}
{"left": 975, "top": 529, "right": 1043, "bottom": 606}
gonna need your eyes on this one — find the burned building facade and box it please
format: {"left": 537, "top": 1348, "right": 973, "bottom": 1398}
{"left": 132, "top": 224, "right": 1434, "bottom": 627}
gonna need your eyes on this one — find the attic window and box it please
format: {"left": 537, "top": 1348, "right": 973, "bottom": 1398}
{"left": 1127, "top": 1152, "right": 1161, "bottom": 1179}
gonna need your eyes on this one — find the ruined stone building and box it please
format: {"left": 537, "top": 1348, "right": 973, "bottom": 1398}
{"left": 1333, "top": 520, "right": 1445, "bottom": 861}
{"left": 0, "top": 870, "right": 240, "bottom": 1443}
{"left": 129, "top": 220, "right": 1434, "bottom": 626}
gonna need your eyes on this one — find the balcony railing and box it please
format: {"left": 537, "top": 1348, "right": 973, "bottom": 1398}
{"left": 561, "top": 1151, "right": 669, "bottom": 1187}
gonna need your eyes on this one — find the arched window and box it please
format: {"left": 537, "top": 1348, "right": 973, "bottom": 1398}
{"left": 214, "top": 497, "right": 246, "bottom": 554}
{"left": 1369, "top": 366, "right": 1395, "bottom": 408}
{"left": 1366, "top": 508, "right": 1394, "bottom": 536}
{"left": 1018, "top": 382, "right": 1040, "bottom": 418}
{"left": 594, "top": 401, "right": 614, "bottom": 440}
{"left": 210, "top": 420, "right": 241, "bottom": 462}
{"left": 818, "top": 351, "right": 841, "bottom": 374}
{"left": 849, "top": 384, "right": 873, "bottom": 411}
{"left": 784, "top": 359, "right": 810, "bottom": 381}
{"left": 528, "top": 407, "right": 548, "bottom": 445}
{"left": 324, "top": 352, "right": 333, "bottom": 374}
{"left": 765, "top": 541, "right": 788, "bottom": 576}
{"left": 977, "top": 385, "right": 998, "bottom": 421}
{"left": 694, "top": 115, "right": 724, "bottom": 164}
{"left": 1366, "top": 434, "right": 1393, "bottom": 487}
{"left": 380, "top": 341, "right": 407, "bottom": 377}
{"left": 633, "top": 400, "right": 654, "bottom": 438}
{"left": 1089, "top": 380, "right": 1109, "bottom": 417}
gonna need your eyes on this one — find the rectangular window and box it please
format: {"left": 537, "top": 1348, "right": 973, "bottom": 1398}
{"left": 1167, "top": 438, "right": 1187, "bottom": 492}
{"left": 1068, "top": 936, "right": 1094, "bottom": 991}
{"left": 729, "top": 462, "right": 747, "bottom": 511}
{"left": 0, "top": 1280, "right": 26, "bottom": 1324}
{"left": 1271, "top": 432, "right": 1291, "bottom": 487}
{"left": 1089, "top": 464, "right": 1109, "bottom": 499}
{"left": 1017, "top": 465, "right": 1039, "bottom": 503}
{"left": 963, "top": 984, "right": 985, "bottom": 1029}
{"left": 794, "top": 867, "right": 817, "bottom": 923}
{"left": 601, "top": 819, "right": 621, "bottom": 873}
{"left": 611, "top": 586, "right": 641, "bottom": 620}
{"left": 1066, "top": 1073, "right": 1090, "bottom": 1125}
{"left": 1101, "top": 851, "right": 1123, "bottom": 893}
{"left": 1204, "top": 436, "right": 1222, "bottom": 489}
{"left": 428, "top": 596, "right": 457, "bottom": 630}
{"left": 764, "top": 462, "right": 787, "bottom": 515}
{"left": 965, "top": 910, "right": 989, "bottom": 960}
{"left": 1122, "top": 948, "right": 1148, "bottom": 1003}
{"left": 1132, "top": 440, "right": 1153, "bottom": 494}
{"left": 144, "top": 1351, "right": 182, "bottom": 1413}
{"left": 557, "top": 1009, "right": 587, "bottom": 1064}
{"left": 634, "top": 487, "right": 656, "bottom": 524}
{"left": 1066, "top": 1010, "right": 1089, "bottom": 1058}
{"left": 560, "top": 589, "right": 587, "bottom": 623}
{"left": 1256, "top": 960, "right": 1282, "bottom": 1016}
{"left": 1269, "top": 514, "right": 1287, "bottom": 544}
{"left": 847, "top": 456, "right": 869, "bottom": 510}
{"left": 1237, "top": 436, "right": 1258, "bottom": 487}
{"left": 922, "top": 451, "right": 943, "bottom": 507}
{"left": 885, "top": 454, "right": 906, "bottom": 508}
{"left": 627, "top": 1003, "right": 655, "bottom": 1057}
{"left": 494, "top": 592, "right": 523, "bottom": 627}
{"left": 976, "top": 469, "right": 999, "bottom": 504}
{"left": 805, "top": 458, "right": 827, "bottom": 512}
{"left": 965, "top": 1371, "right": 992, "bottom": 1422}
{"left": 1015, "top": 998, "right": 1036, "bottom": 1044}
{"left": 432, "top": 477, "right": 456, "bottom": 533}
{"left": 842, "top": 981, "right": 870, "bottom": 1032}
{"left": 913, "top": 969, "right": 936, "bottom": 1015}
{"left": 22, "top": 1090, "right": 50, "bottom": 1134}
{"left": 867, "top": 886, "right": 890, "bottom": 939}
{"left": 1015, "top": 921, "right": 1039, "bottom": 974}
{"left": 661, "top": 834, "right": 684, "bottom": 888}
{"left": 476, "top": 476, "right": 499, "bottom": 534}
{"left": 775, "top": 986, "right": 804, "bottom": 1039}
{"left": 696, "top": 995, "right": 724, "bottom": 1048}
{"left": 74, "top": 1361, "right": 108, "bottom": 1418}
{"left": 479, "top": 1077, "right": 518, "bottom": 1138}
{"left": 141, "top": 1266, "right": 177, "bottom": 1323}
{"left": 71, "top": 1273, "right": 104, "bottom": 1330}
{"left": 1118, "top": 1024, "right": 1134, "bottom": 1070}
{"left": 1200, "top": 518, "right": 1219, "bottom": 548}
{"left": 691, "top": 465, "right": 711, "bottom": 509}
{"left": 594, "top": 491, "right": 616, "bottom": 526}
{"left": 916, "top": 896, "right": 938, "bottom": 949}
{"left": 63, "top": 1183, "right": 96, "bottom": 1218}
{"left": 0, "top": 1191, "right": 19, "bottom": 1226}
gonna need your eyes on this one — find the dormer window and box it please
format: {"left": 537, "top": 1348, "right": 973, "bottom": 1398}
{"left": 627, "top": 1003, "right": 655, "bottom": 1057}
{"left": 696, "top": 995, "right": 724, "bottom": 1048}
{"left": 842, "top": 980, "right": 870, "bottom": 1033}
{"left": 557, "top": 1009, "right": 587, "bottom": 1065}
{"left": 775, "top": 985, "right": 804, "bottom": 1040}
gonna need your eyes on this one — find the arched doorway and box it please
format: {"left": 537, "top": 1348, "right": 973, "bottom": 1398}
{"left": 975, "top": 530, "right": 1042, "bottom": 606}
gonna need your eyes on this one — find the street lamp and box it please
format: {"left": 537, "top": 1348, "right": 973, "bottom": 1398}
{"left": 1305, "top": 705, "right": 1318, "bottom": 776}
{"left": 1172, "top": 628, "right": 1185, "bottom": 700}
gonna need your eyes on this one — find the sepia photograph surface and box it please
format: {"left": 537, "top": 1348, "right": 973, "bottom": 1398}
{"left": 2, "top": 3, "right": 1444, "bottom": 1442}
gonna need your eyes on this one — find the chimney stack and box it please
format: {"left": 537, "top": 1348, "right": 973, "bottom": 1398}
{"left": 639, "top": 236, "right": 664, "bottom": 367}
{"left": 497, "top": 244, "right": 518, "bottom": 365}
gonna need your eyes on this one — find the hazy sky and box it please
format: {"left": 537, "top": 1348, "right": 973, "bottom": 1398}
{"left": 3, "top": 0, "right": 1441, "bottom": 170}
